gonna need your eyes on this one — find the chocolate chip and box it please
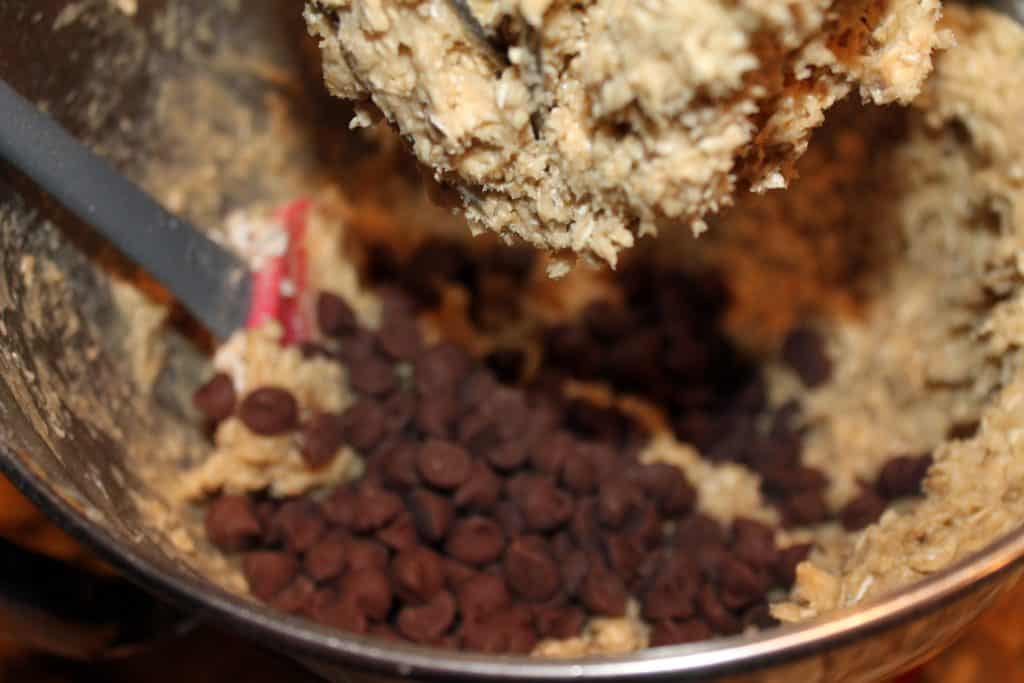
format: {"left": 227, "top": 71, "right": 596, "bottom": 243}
{"left": 305, "top": 587, "right": 337, "bottom": 618}
{"left": 565, "top": 400, "right": 631, "bottom": 444}
{"left": 348, "top": 357, "right": 399, "bottom": 397}
{"left": 504, "top": 472, "right": 540, "bottom": 506}
{"left": 493, "top": 501, "right": 526, "bottom": 539}
{"left": 561, "top": 449, "right": 597, "bottom": 494}
{"left": 382, "top": 390, "right": 417, "bottom": 434}
{"left": 876, "top": 453, "right": 933, "bottom": 499}
{"left": 579, "top": 560, "right": 628, "bottom": 617}
{"left": 781, "top": 327, "right": 832, "bottom": 387}
{"left": 947, "top": 420, "right": 980, "bottom": 440}
{"left": 781, "top": 491, "right": 830, "bottom": 527}
{"left": 561, "top": 550, "right": 590, "bottom": 597}
{"left": 416, "top": 440, "right": 472, "bottom": 490}
{"left": 380, "top": 442, "right": 420, "bottom": 491}
{"left": 695, "top": 544, "right": 731, "bottom": 579}
{"left": 205, "top": 494, "right": 261, "bottom": 552}
{"left": 641, "top": 564, "right": 698, "bottom": 620}
{"left": 522, "top": 478, "right": 574, "bottom": 532}
{"left": 603, "top": 533, "right": 644, "bottom": 585}
{"left": 504, "top": 536, "right": 560, "bottom": 603}
{"left": 304, "top": 532, "right": 349, "bottom": 582}
{"left": 392, "top": 546, "right": 445, "bottom": 603}
{"left": 453, "top": 461, "right": 502, "bottom": 511}
{"left": 335, "top": 329, "right": 377, "bottom": 365}
{"left": 460, "top": 368, "right": 500, "bottom": 412}
{"left": 486, "top": 388, "right": 531, "bottom": 442}
{"left": 445, "top": 516, "right": 506, "bottom": 566}
{"left": 840, "top": 490, "right": 887, "bottom": 531}
{"left": 397, "top": 591, "right": 457, "bottom": 644}
{"left": 530, "top": 431, "right": 575, "bottom": 476}
{"left": 193, "top": 373, "right": 236, "bottom": 422}
{"left": 523, "top": 400, "right": 562, "bottom": 443}
{"left": 270, "top": 575, "right": 316, "bottom": 613}
{"left": 243, "top": 551, "right": 298, "bottom": 601}
{"left": 457, "top": 573, "right": 511, "bottom": 622}
{"left": 444, "top": 558, "right": 478, "bottom": 588}
{"left": 311, "top": 593, "right": 369, "bottom": 634}
{"left": 460, "top": 606, "right": 537, "bottom": 654}
{"left": 407, "top": 488, "right": 454, "bottom": 542}
{"left": 415, "top": 395, "right": 456, "bottom": 439}
{"left": 626, "top": 503, "right": 664, "bottom": 550}
{"left": 271, "top": 499, "right": 326, "bottom": 553}
{"left": 254, "top": 498, "right": 278, "bottom": 529}
{"left": 731, "top": 518, "right": 779, "bottom": 571}
{"left": 376, "top": 512, "right": 420, "bottom": 551}
{"left": 649, "top": 619, "right": 712, "bottom": 647}
{"left": 629, "top": 463, "right": 696, "bottom": 516}
{"left": 549, "top": 531, "right": 574, "bottom": 559}
{"left": 339, "top": 569, "right": 393, "bottom": 621}
{"left": 598, "top": 480, "right": 643, "bottom": 529}
{"left": 377, "top": 304, "right": 422, "bottom": 362}
{"left": 323, "top": 486, "right": 359, "bottom": 528}
{"left": 345, "top": 538, "right": 390, "bottom": 573}
{"left": 379, "top": 287, "right": 416, "bottom": 318}
{"left": 760, "top": 465, "right": 829, "bottom": 498}
{"left": 340, "top": 400, "right": 387, "bottom": 451}
{"left": 696, "top": 584, "right": 740, "bottom": 635}
{"left": 570, "top": 497, "right": 601, "bottom": 549}
{"left": 534, "top": 605, "right": 585, "bottom": 640}
{"left": 775, "top": 543, "right": 812, "bottom": 587}
{"left": 300, "top": 412, "right": 346, "bottom": 468}
{"left": 239, "top": 387, "right": 299, "bottom": 435}
{"left": 317, "top": 292, "right": 357, "bottom": 337}
{"left": 577, "top": 443, "right": 619, "bottom": 480}
{"left": 351, "top": 486, "right": 404, "bottom": 532}
{"left": 416, "top": 343, "right": 472, "bottom": 396}
{"left": 457, "top": 410, "right": 502, "bottom": 456}
{"left": 674, "top": 514, "right": 725, "bottom": 549}
{"left": 718, "top": 556, "right": 768, "bottom": 607}
{"left": 486, "top": 439, "right": 530, "bottom": 471}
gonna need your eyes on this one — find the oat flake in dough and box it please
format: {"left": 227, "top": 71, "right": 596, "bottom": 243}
{"left": 304, "top": 0, "right": 948, "bottom": 272}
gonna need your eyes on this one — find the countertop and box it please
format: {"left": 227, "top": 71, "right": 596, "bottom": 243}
{"left": 0, "top": 476, "right": 1019, "bottom": 682}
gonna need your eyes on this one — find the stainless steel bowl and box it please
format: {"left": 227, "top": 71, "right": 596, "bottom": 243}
{"left": 1, "top": 1, "right": 1023, "bottom": 681}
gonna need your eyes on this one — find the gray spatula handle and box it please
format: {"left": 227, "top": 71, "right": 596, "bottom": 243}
{"left": 0, "top": 79, "right": 250, "bottom": 341}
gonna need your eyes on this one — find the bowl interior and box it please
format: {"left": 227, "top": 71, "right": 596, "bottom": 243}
{"left": 1, "top": 1, "right": 1023, "bottom": 681}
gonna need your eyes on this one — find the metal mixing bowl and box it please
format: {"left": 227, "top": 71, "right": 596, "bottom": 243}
{"left": 2, "top": 1, "right": 1024, "bottom": 681}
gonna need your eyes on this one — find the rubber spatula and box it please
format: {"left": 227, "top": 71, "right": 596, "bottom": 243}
{"left": 0, "top": 79, "right": 252, "bottom": 341}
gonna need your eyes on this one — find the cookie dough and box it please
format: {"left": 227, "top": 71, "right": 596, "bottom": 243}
{"left": 303, "top": 0, "right": 948, "bottom": 271}
{"left": 179, "top": 202, "right": 377, "bottom": 500}
{"left": 184, "top": 1, "right": 1024, "bottom": 659}
{"left": 774, "top": 5, "right": 1024, "bottom": 620}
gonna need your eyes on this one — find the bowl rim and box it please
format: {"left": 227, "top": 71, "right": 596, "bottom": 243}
{"left": 2, "top": 443, "right": 1021, "bottom": 681}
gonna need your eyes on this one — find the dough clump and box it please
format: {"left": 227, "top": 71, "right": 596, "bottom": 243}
{"left": 304, "top": 0, "right": 948, "bottom": 271}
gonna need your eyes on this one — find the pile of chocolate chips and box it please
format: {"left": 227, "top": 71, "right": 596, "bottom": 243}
{"left": 194, "top": 240, "right": 933, "bottom": 653}
{"left": 196, "top": 287, "right": 810, "bottom": 652}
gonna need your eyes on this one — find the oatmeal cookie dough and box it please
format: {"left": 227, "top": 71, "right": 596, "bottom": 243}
{"left": 775, "top": 5, "right": 1024, "bottom": 621}
{"left": 179, "top": 201, "right": 378, "bottom": 500}
{"left": 303, "top": 0, "right": 948, "bottom": 271}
